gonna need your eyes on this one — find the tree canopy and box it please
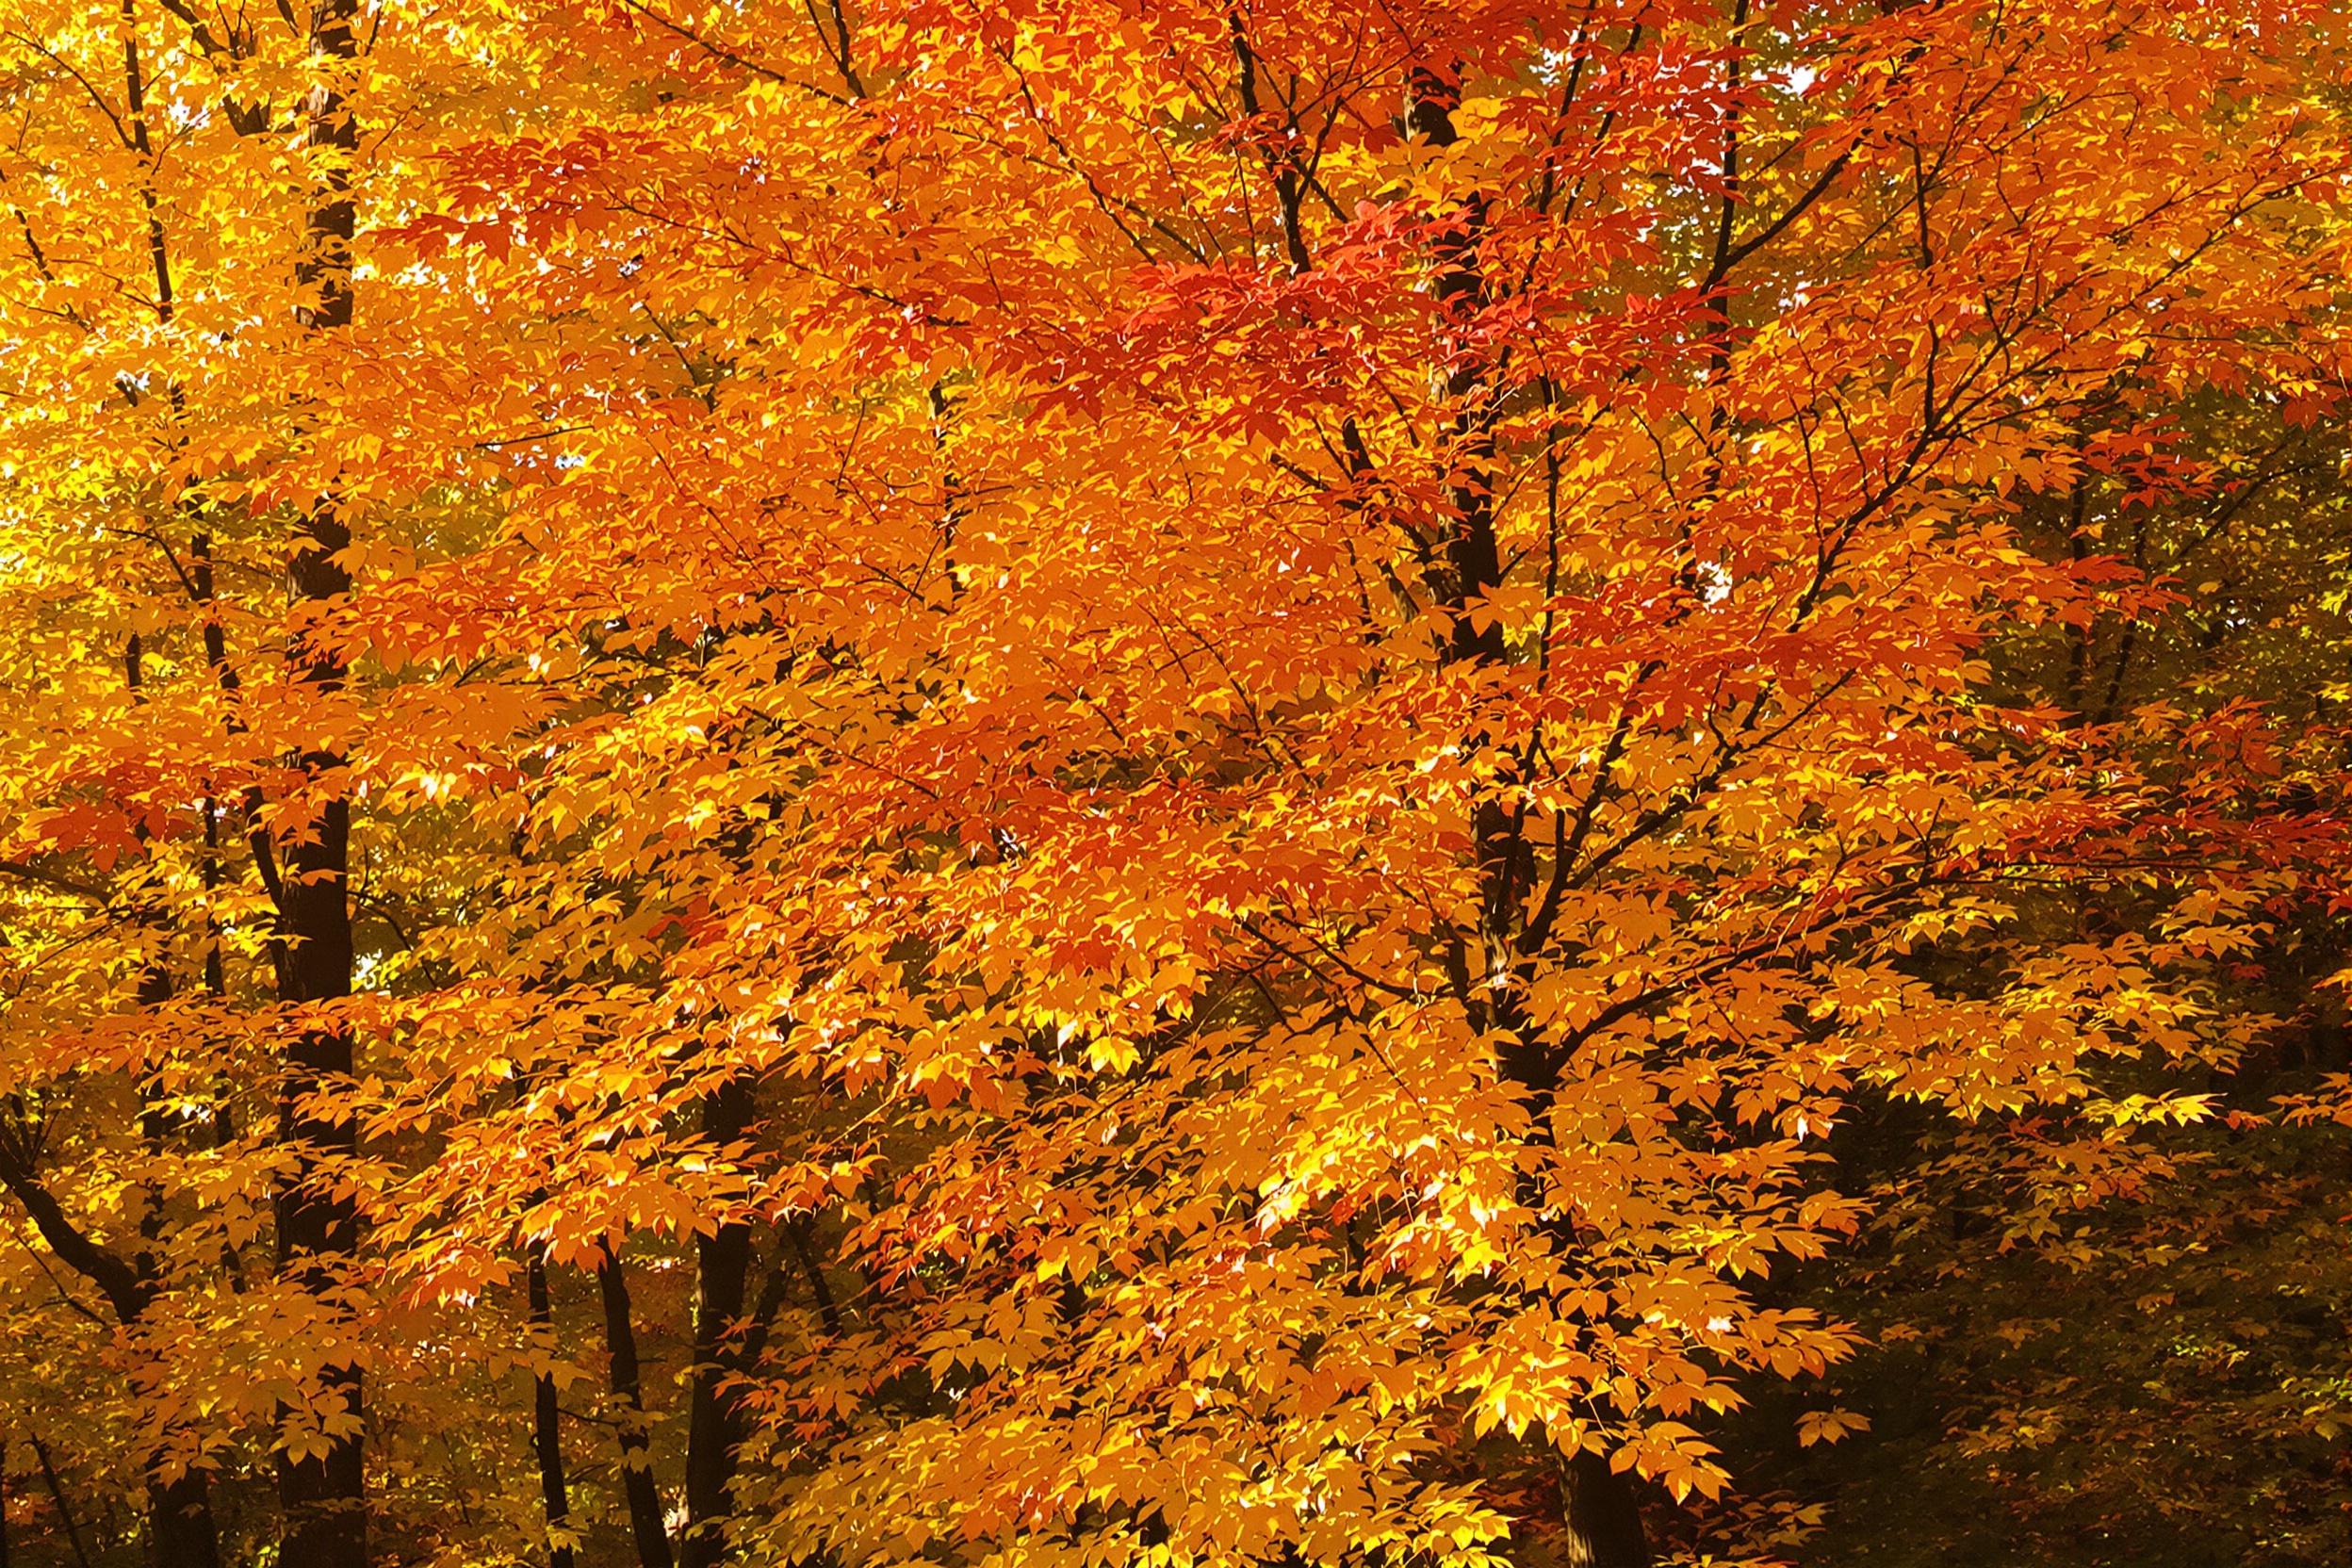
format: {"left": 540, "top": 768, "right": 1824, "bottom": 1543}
{"left": 0, "top": 3, "right": 2345, "bottom": 1566}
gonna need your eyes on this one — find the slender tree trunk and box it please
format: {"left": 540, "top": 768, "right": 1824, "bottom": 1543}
{"left": 0, "top": 1144, "right": 221, "bottom": 1568}
{"left": 680, "top": 1081, "right": 754, "bottom": 1568}
{"left": 597, "top": 1251, "right": 674, "bottom": 1568}
{"left": 1404, "top": 56, "right": 1655, "bottom": 1568}
{"left": 786, "top": 1215, "right": 842, "bottom": 1339}
{"left": 190, "top": 532, "right": 238, "bottom": 1159}
{"left": 121, "top": 634, "right": 226, "bottom": 1568}
{"left": 29, "top": 1438, "right": 91, "bottom": 1568}
{"left": 526, "top": 1250, "right": 576, "bottom": 1568}
{"left": 273, "top": 5, "right": 365, "bottom": 1564}
{"left": 2064, "top": 477, "right": 2092, "bottom": 714}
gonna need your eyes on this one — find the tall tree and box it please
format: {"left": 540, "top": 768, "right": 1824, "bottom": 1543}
{"left": 270, "top": 3, "right": 366, "bottom": 1561}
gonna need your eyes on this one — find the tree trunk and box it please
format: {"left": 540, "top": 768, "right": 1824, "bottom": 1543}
{"left": 680, "top": 1081, "right": 754, "bottom": 1568}
{"left": 1402, "top": 57, "right": 1656, "bottom": 1568}
{"left": 148, "top": 1467, "right": 221, "bottom": 1568}
{"left": 597, "top": 1251, "right": 674, "bottom": 1568}
{"left": 0, "top": 1152, "right": 220, "bottom": 1568}
{"left": 1560, "top": 1449, "right": 1652, "bottom": 1568}
{"left": 30, "top": 1438, "right": 91, "bottom": 1568}
{"left": 274, "top": 5, "right": 365, "bottom": 1565}
{"left": 122, "top": 634, "right": 227, "bottom": 1568}
{"left": 527, "top": 1250, "right": 576, "bottom": 1568}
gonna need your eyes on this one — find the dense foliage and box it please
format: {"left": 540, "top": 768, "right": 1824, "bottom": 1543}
{"left": 0, "top": 2, "right": 2345, "bottom": 1566}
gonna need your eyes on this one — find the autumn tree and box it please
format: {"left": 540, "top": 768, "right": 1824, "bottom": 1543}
{"left": 370, "top": 3, "right": 2351, "bottom": 1567}
{"left": 0, "top": 2, "right": 2345, "bottom": 1567}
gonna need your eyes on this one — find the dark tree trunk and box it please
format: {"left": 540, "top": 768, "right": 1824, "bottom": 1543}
{"left": 0, "top": 1153, "right": 220, "bottom": 1568}
{"left": 148, "top": 1468, "right": 222, "bottom": 1568}
{"left": 30, "top": 1438, "right": 91, "bottom": 1568}
{"left": 274, "top": 5, "right": 365, "bottom": 1565}
{"left": 123, "top": 637, "right": 226, "bottom": 1568}
{"left": 1403, "top": 57, "right": 1657, "bottom": 1568}
{"left": 1560, "top": 1449, "right": 1653, "bottom": 1568}
{"left": 597, "top": 1251, "right": 674, "bottom": 1568}
{"left": 527, "top": 1250, "right": 576, "bottom": 1568}
{"left": 680, "top": 1081, "right": 754, "bottom": 1568}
